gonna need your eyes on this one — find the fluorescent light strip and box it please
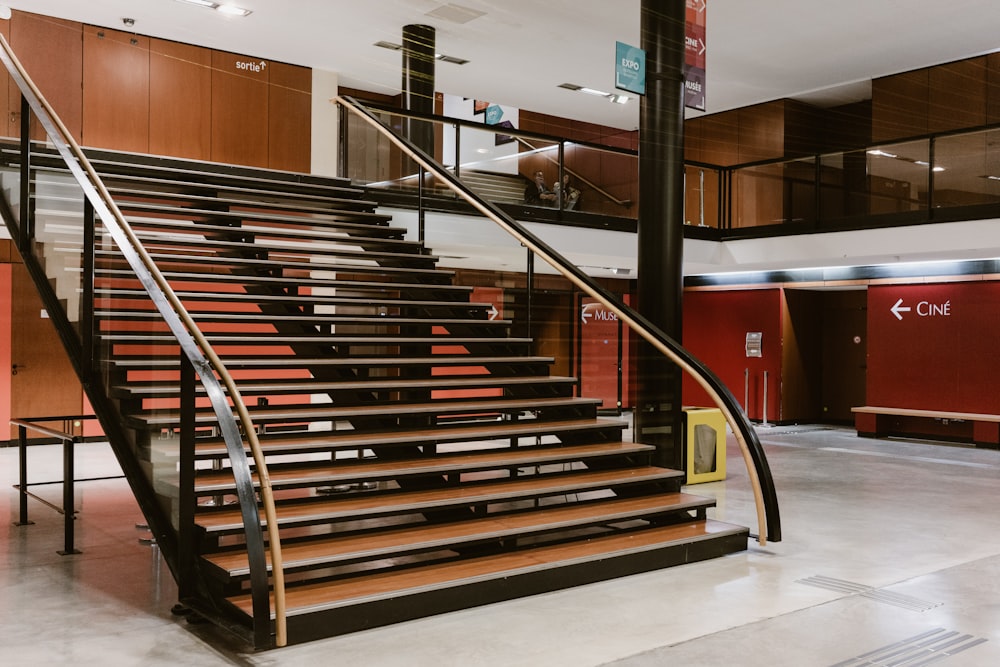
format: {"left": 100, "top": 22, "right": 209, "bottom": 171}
{"left": 175, "top": 0, "right": 252, "bottom": 17}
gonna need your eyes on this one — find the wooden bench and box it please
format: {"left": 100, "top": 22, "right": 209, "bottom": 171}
{"left": 852, "top": 406, "right": 1000, "bottom": 448}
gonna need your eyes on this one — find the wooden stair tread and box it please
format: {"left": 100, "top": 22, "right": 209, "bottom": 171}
{"left": 108, "top": 354, "right": 552, "bottom": 369}
{"left": 133, "top": 396, "right": 600, "bottom": 427}
{"left": 204, "top": 491, "right": 705, "bottom": 576}
{"left": 96, "top": 172, "right": 374, "bottom": 207}
{"left": 89, "top": 157, "right": 361, "bottom": 198}
{"left": 115, "top": 374, "right": 577, "bottom": 398}
{"left": 103, "top": 334, "right": 528, "bottom": 345}
{"left": 95, "top": 268, "right": 472, "bottom": 294}
{"left": 118, "top": 201, "right": 396, "bottom": 228}
{"left": 195, "top": 466, "right": 679, "bottom": 533}
{"left": 191, "top": 417, "right": 626, "bottom": 458}
{"left": 193, "top": 441, "right": 654, "bottom": 493}
{"left": 122, "top": 214, "right": 409, "bottom": 242}
{"left": 98, "top": 290, "right": 486, "bottom": 310}
{"left": 97, "top": 287, "right": 491, "bottom": 310}
{"left": 95, "top": 250, "right": 454, "bottom": 280}
{"left": 106, "top": 184, "right": 386, "bottom": 217}
{"left": 96, "top": 310, "right": 510, "bottom": 327}
{"left": 130, "top": 233, "right": 438, "bottom": 264}
{"left": 227, "top": 519, "right": 746, "bottom": 615}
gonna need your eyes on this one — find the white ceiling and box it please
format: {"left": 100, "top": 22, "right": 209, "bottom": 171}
{"left": 8, "top": 0, "right": 1000, "bottom": 130}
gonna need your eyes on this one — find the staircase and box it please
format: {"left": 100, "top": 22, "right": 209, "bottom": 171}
{"left": 8, "top": 146, "right": 750, "bottom": 646}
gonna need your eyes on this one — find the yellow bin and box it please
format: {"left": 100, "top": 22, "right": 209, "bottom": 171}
{"left": 683, "top": 407, "right": 727, "bottom": 484}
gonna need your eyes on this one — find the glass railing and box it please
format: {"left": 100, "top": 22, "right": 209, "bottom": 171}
{"left": 0, "top": 36, "right": 283, "bottom": 647}
{"left": 343, "top": 102, "right": 1000, "bottom": 235}
{"left": 340, "top": 102, "right": 659, "bottom": 225}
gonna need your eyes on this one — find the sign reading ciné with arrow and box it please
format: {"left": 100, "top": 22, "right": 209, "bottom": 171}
{"left": 890, "top": 297, "right": 952, "bottom": 321}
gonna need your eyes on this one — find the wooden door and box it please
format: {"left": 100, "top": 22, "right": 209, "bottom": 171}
{"left": 9, "top": 262, "right": 83, "bottom": 439}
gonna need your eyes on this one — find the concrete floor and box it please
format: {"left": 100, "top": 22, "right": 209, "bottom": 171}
{"left": 2, "top": 424, "right": 999, "bottom": 666}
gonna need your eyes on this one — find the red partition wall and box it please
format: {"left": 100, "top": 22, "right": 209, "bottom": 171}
{"left": 0, "top": 263, "right": 11, "bottom": 436}
{"left": 579, "top": 296, "right": 630, "bottom": 410}
{"left": 867, "top": 282, "right": 1000, "bottom": 413}
{"left": 681, "top": 289, "right": 783, "bottom": 421}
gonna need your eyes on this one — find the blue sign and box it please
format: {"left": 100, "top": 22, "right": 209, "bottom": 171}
{"left": 615, "top": 41, "right": 645, "bottom": 96}
{"left": 484, "top": 104, "right": 504, "bottom": 125}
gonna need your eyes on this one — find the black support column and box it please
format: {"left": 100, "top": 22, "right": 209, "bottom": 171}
{"left": 401, "top": 24, "right": 436, "bottom": 156}
{"left": 635, "top": 0, "right": 686, "bottom": 471}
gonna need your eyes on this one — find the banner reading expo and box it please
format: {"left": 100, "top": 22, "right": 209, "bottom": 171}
{"left": 617, "top": 2, "right": 706, "bottom": 110}
{"left": 685, "top": 0, "right": 707, "bottom": 110}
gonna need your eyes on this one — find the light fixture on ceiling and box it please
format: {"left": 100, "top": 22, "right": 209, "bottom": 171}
{"left": 559, "top": 83, "right": 630, "bottom": 105}
{"left": 868, "top": 149, "right": 944, "bottom": 171}
{"left": 373, "top": 41, "right": 469, "bottom": 65}
{"left": 174, "top": 0, "right": 253, "bottom": 17}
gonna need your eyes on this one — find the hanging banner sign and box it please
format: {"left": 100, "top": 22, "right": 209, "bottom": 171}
{"left": 685, "top": 0, "right": 707, "bottom": 110}
{"left": 615, "top": 41, "right": 646, "bottom": 96}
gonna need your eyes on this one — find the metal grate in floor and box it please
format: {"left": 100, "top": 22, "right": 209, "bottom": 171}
{"left": 830, "top": 627, "right": 988, "bottom": 667}
{"left": 798, "top": 575, "right": 942, "bottom": 612}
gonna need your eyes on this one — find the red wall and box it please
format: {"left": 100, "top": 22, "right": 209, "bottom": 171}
{"left": 0, "top": 264, "right": 11, "bottom": 433}
{"left": 682, "top": 289, "right": 783, "bottom": 420}
{"left": 579, "top": 297, "right": 630, "bottom": 410}
{"left": 867, "top": 282, "right": 1000, "bottom": 412}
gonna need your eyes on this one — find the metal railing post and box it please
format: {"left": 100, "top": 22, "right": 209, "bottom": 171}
{"left": 18, "top": 94, "right": 31, "bottom": 251}
{"left": 16, "top": 424, "right": 32, "bottom": 526}
{"left": 743, "top": 368, "right": 749, "bottom": 416}
{"left": 58, "top": 436, "right": 81, "bottom": 555}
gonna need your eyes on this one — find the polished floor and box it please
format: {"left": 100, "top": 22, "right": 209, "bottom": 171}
{"left": 2, "top": 423, "right": 999, "bottom": 666}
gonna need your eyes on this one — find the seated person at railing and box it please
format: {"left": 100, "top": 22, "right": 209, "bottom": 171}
{"left": 553, "top": 174, "right": 581, "bottom": 210}
{"left": 524, "top": 170, "right": 557, "bottom": 206}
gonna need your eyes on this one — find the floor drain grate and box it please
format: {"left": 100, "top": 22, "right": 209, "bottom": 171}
{"left": 830, "top": 627, "right": 988, "bottom": 666}
{"left": 798, "top": 575, "right": 942, "bottom": 612}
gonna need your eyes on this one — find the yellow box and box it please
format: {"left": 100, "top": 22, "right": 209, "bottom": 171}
{"left": 683, "top": 407, "right": 727, "bottom": 484}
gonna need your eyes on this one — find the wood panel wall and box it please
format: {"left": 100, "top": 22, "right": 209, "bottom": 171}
{"left": 83, "top": 26, "right": 150, "bottom": 152}
{"left": 211, "top": 50, "right": 270, "bottom": 168}
{"left": 149, "top": 39, "right": 212, "bottom": 160}
{"left": 4, "top": 9, "right": 311, "bottom": 171}
{"left": 7, "top": 11, "right": 83, "bottom": 140}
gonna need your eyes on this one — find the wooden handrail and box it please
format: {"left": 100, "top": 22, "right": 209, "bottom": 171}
{"left": 0, "top": 35, "right": 286, "bottom": 646}
{"left": 337, "top": 94, "right": 780, "bottom": 545}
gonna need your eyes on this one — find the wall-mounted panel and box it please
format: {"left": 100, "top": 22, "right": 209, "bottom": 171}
{"left": 988, "top": 53, "right": 1000, "bottom": 125}
{"left": 268, "top": 61, "right": 311, "bottom": 172}
{"left": 149, "top": 39, "right": 211, "bottom": 160}
{"left": 872, "top": 69, "right": 929, "bottom": 142}
{"left": 211, "top": 50, "right": 269, "bottom": 167}
{"left": 682, "top": 289, "right": 783, "bottom": 421}
{"left": 928, "top": 57, "right": 986, "bottom": 135}
{"left": 738, "top": 102, "right": 785, "bottom": 163}
{"left": 8, "top": 10, "right": 83, "bottom": 141}
{"left": 867, "top": 282, "right": 1000, "bottom": 413}
{"left": 692, "top": 112, "right": 739, "bottom": 166}
{"left": 82, "top": 25, "right": 150, "bottom": 152}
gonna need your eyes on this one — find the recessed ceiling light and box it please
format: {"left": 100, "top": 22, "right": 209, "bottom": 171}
{"left": 217, "top": 4, "right": 252, "bottom": 16}
{"left": 374, "top": 41, "right": 468, "bottom": 64}
{"left": 560, "top": 83, "right": 630, "bottom": 104}
{"left": 174, "top": 0, "right": 252, "bottom": 17}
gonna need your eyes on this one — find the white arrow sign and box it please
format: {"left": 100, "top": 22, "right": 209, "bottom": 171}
{"left": 487, "top": 305, "right": 499, "bottom": 320}
{"left": 891, "top": 298, "right": 911, "bottom": 321}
